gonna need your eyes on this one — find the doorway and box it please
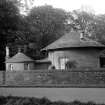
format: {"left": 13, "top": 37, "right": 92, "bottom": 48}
{"left": 100, "top": 57, "right": 105, "bottom": 68}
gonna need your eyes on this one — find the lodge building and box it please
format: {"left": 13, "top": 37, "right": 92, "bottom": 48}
{"left": 42, "top": 31, "right": 105, "bottom": 69}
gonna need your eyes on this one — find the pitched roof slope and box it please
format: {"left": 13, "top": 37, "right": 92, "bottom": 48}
{"left": 6, "top": 52, "right": 34, "bottom": 63}
{"left": 42, "top": 31, "right": 105, "bottom": 51}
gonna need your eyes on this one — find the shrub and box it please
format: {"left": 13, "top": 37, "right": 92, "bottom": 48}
{"left": 65, "top": 60, "right": 78, "bottom": 69}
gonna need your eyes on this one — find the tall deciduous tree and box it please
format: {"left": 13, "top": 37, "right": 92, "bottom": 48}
{"left": 92, "top": 15, "right": 105, "bottom": 43}
{"left": 26, "top": 5, "right": 68, "bottom": 48}
{"left": 68, "top": 10, "right": 105, "bottom": 44}
{"left": 68, "top": 10, "right": 95, "bottom": 36}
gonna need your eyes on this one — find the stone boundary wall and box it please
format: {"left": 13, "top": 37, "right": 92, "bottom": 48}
{"left": 0, "top": 68, "right": 105, "bottom": 87}
{"left": 0, "top": 71, "right": 4, "bottom": 85}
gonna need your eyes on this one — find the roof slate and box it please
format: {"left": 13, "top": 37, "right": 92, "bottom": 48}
{"left": 42, "top": 31, "right": 105, "bottom": 51}
{"left": 6, "top": 52, "right": 34, "bottom": 63}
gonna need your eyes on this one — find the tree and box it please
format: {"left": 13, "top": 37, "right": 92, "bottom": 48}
{"left": 68, "top": 10, "right": 95, "bottom": 36}
{"left": 26, "top": 5, "right": 68, "bottom": 48}
{"left": 68, "top": 9, "right": 105, "bottom": 44}
{"left": 92, "top": 15, "right": 105, "bottom": 43}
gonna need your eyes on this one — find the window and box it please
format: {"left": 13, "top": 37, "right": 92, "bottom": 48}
{"left": 59, "top": 57, "right": 69, "bottom": 69}
{"left": 24, "top": 63, "right": 29, "bottom": 70}
{"left": 9, "top": 64, "right": 14, "bottom": 71}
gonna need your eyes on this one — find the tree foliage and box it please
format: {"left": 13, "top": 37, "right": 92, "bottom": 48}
{"left": 68, "top": 10, "right": 105, "bottom": 44}
{"left": 0, "top": 0, "right": 21, "bottom": 44}
{"left": 26, "top": 5, "right": 68, "bottom": 48}
{"left": 92, "top": 15, "right": 105, "bottom": 43}
{"left": 68, "top": 10, "right": 95, "bottom": 35}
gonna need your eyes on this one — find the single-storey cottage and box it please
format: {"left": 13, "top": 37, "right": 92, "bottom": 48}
{"left": 42, "top": 31, "right": 105, "bottom": 69}
{"left": 5, "top": 49, "right": 35, "bottom": 71}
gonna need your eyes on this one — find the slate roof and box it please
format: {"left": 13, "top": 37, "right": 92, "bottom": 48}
{"left": 42, "top": 31, "right": 105, "bottom": 51}
{"left": 6, "top": 52, "right": 34, "bottom": 63}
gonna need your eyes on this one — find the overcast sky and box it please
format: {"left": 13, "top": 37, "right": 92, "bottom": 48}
{"left": 33, "top": 0, "right": 105, "bottom": 14}
{"left": 21, "top": 0, "right": 105, "bottom": 15}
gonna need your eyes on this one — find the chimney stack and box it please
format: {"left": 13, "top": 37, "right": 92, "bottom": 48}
{"left": 80, "top": 31, "right": 84, "bottom": 40}
{"left": 6, "top": 46, "right": 9, "bottom": 60}
{"left": 18, "top": 47, "right": 22, "bottom": 53}
{"left": 80, "top": 32, "right": 83, "bottom": 39}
